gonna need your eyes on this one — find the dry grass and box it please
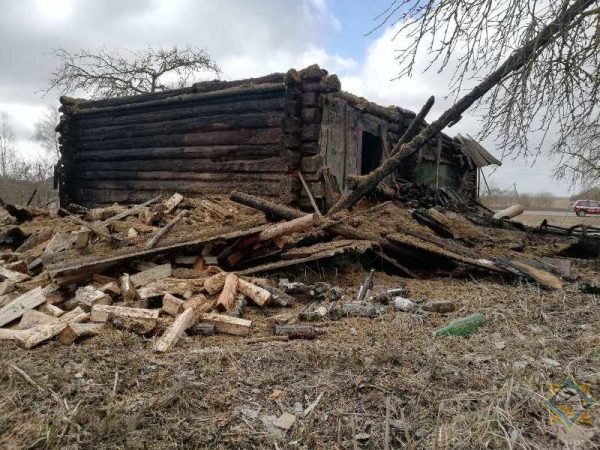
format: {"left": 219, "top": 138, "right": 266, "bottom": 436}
{"left": 1, "top": 266, "right": 599, "bottom": 449}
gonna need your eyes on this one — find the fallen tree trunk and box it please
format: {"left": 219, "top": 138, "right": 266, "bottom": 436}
{"left": 329, "top": 0, "right": 596, "bottom": 212}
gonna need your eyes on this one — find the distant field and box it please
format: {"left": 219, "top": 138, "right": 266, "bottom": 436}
{"left": 513, "top": 210, "right": 600, "bottom": 228}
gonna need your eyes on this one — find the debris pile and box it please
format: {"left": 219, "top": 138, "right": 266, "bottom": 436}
{"left": 0, "top": 191, "right": 594, "bottom": 350}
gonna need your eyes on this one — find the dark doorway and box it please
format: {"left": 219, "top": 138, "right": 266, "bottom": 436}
{"left": 360, "top": 132, "right": 382, "bottom": 175}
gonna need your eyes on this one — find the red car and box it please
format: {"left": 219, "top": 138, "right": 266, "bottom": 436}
{"left": 572, "top": 199, "right": 600, "bottom": 216}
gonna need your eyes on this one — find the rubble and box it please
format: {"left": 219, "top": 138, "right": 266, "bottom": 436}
{"left": 0, "top": 189, "right": 597, "bottom": 354}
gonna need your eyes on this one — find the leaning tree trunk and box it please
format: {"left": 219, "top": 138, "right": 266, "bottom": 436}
{"left": 333, "top": 0, "right": 597, "bottom": 213}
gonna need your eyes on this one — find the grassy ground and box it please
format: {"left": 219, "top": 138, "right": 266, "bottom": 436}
{"left": 1, "top": 266, "right": 599, "bottom": 449}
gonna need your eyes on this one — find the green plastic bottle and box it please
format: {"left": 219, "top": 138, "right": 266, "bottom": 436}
{"left": 435, "top": 313, "right": 486, "bottom": 336}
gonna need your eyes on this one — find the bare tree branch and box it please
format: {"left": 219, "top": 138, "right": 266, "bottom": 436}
{"left": 42, "top": 45, "right": 220, "bottom": 99}
{"left": 376, "top": 0, "right": 600, "bottom": 188}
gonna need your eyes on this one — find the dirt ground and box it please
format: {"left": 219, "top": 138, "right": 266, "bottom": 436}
{"left": 514, "top": 211, "right": 600, "bottom": 228}
{"left": 2, "top": 263, "right": 600, "bottom": 449}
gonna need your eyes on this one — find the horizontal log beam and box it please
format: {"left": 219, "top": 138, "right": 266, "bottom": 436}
{"left": 71, "top": 145, "right": 282, "bottom": 162}
{"left": 64, "top": 83, "right": 286, "bottom": 117}
{"left": 62, "top": 97, "right": 287, "bottom": 130}
{"left": 75, "top": 156, "right": 290, "bottom": 174}
{"left": 66, "top": 72, "right": 286, "bottom": 109}
{"left": 67, "top": 112, "right": 285, "bottom": 142}
{"left": 68, "top": 127, "right": 282, "bottom": 151}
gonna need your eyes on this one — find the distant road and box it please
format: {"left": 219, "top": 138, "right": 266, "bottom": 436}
{"left": 523, "top": 210, "right": 574, "bottom": 217}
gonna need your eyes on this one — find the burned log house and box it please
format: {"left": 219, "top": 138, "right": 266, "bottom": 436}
{"left": 57, "top": 65, "right": 500, "bottom": 209}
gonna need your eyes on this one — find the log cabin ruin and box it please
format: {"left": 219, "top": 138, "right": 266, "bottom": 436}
{"left": 56, "top": 64, "right": 500, "bottom": 209}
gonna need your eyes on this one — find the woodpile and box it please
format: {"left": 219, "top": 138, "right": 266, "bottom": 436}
{"left": 0, "top": 187, "right": 588, "bottom": 352}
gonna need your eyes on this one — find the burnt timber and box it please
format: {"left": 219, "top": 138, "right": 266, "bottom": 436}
{"left": 57, "top": 65, "right": 500, "bottom": 209}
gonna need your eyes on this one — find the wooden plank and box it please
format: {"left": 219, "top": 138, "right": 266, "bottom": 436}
{"left": 16, "top": 307, "right": 89, "bottom": 349}
{"left": 130, "top": 263, "right": 172, "bottom": 288}
{"left": 200, "top": 313, "right": 252, "bottom": 336}
{"left": 145, "top": 211, "right": 188, "bottom": 249}
{"left": 18, "top": 310, "right": 58, "bottom": 330}
{"left": 46, "top": 223, "right": 268, "bottom": 279}
{"left": 0, "top": 286, "right": 46, "bottom": 327}
{"left": 0, "top": 266, "right": 30, "bottom": 283}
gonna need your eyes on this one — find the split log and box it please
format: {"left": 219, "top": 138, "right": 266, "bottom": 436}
{"left": 228, "top": 295, "right": 246, "bottom": 318}
{"left": 130, "top": 263, "right": 172, "bottom": 287}
{"left": 204, "top": 271, "right": 228, "bottom": 295}
{"left": 153, "top": 295, "right": 212, "bottom": 352}
{"left": 237, "top": 279, "right": 271, "bottom": 306}
{"left": 102, "top": 195, "right": 162, "bottom": 224}
{"left": 58, "top": 322, "right": 104, "bottom": 345}
{"left": 0, "top": 328, "right": 25, "bottom": 341}
{"left": 200, "top": 313, "right": 252, "bottom": 336}
{"left": 120, "top": 273, "right": 141, "bottom": 302}
{"left": 18, "top": 310, "right": 58, "bottom": 329}
{"left": 74, "top": 285, "right": 112, "bottom": 312}
{"left": 256, "top": 283, "right": 294, "bottom": 307}
{"left": 60, "top": 209, "right": 126, "bottom": 243}
{"left": 15, "top": 229, "right": 53, "bottom": 253}
{"left": 44, "top": 302, "right": 64, "bottom": 317}
{"left": 162, "top": 293, "right": 186, "bottom": 316}
{"left": 216, "top": 273, "right": 239, "bottom": 312}
{"left": 189, "top": 323, "right": 215, "bottom": 335}
{"left": 0, "top": 266, "right": 30, "bottom": 283}
{"left": 16, "top": 307, "right": 89, "bottom": 349}
{"left": 163, "top": 193, "right": 184, "bottom": 214}
{"left": 73, "top": 229, "right": 90, "bottom": 249}
{"left": 339, "top": 302, "right": 387, "bottom": 318}
{"left": 153, "top": 307, "right": 195, "bottom": 352}
{"left": 356, "top": 269, "right": 375, "bottom": 302}
{"left": 275, "top": 324, "right": 325, "bottom": 340}
{"left": 258, "top": 214, "right": 316, "bottom": 242}
{"left": 91, "top": 304, "right": 159, "bottom": 325}
{"left": 0, "top": 280, "right": 15, "bottom": 295}
{"left": 492, "top": 204, "right": 525, "bottom": 220}
{"left": 0, "top": 286, "right": 47, "bottom": 327}
{"left": 145, "top": 211, "right": 188, "bottom": 249}
{"left": 99, "top": 281, "right": 121, "bottom": 298}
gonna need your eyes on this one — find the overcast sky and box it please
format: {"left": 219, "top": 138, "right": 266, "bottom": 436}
{"left": 0, "top": 0, "right": 575, "bottom": 195}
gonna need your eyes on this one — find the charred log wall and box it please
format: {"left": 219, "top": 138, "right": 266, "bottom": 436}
{"left": 57, "top": 70, "right": 328, "bottom": 207}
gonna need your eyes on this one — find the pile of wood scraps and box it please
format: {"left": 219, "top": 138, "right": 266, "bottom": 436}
{"left": 0, "top": 190, "right": 583, "bottom": 351}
